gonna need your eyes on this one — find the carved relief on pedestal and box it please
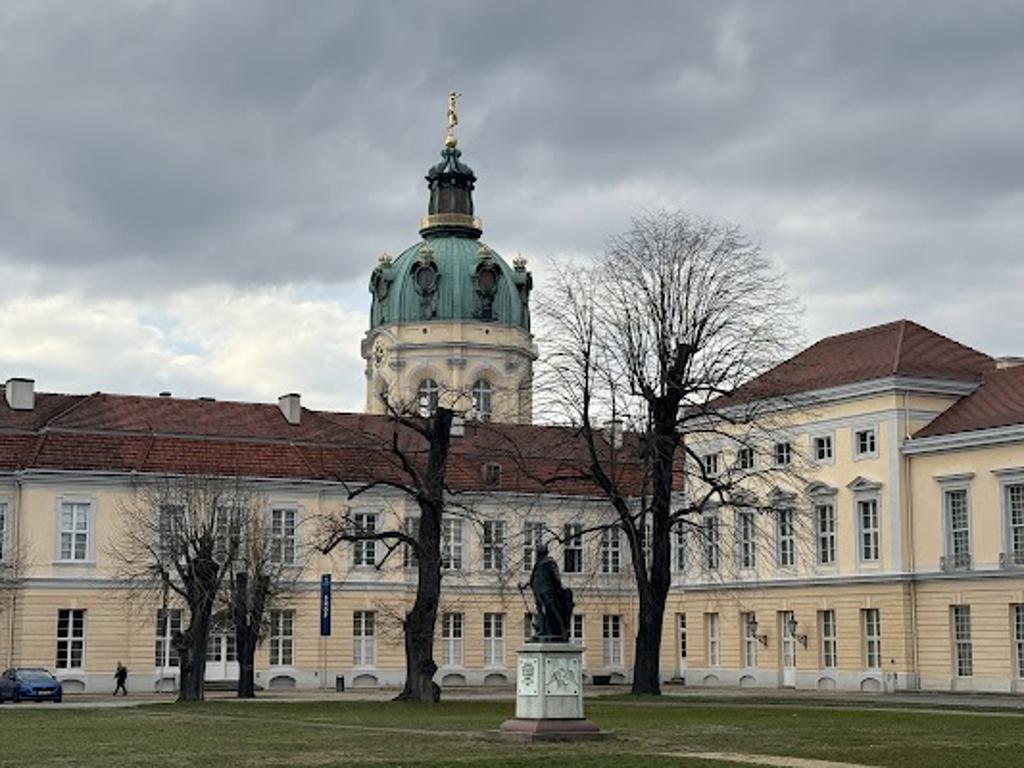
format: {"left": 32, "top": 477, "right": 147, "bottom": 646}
{"left": 518, "top": 656, "right": 539, "bottom": 696}
{"left": 544, "top": 655, "right": 580, "bottom": 696}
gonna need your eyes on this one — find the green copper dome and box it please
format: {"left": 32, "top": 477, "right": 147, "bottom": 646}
{"left": 368, "top": 144, "right": 532, "bottom": 332}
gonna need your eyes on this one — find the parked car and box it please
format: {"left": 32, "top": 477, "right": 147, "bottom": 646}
{"left": 0, "top": 668, "right": 63, "bottom": 703}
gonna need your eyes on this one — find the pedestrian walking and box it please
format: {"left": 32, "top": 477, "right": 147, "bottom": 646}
{"left": 114, "top": 662, "right": 128, "bottom": 695}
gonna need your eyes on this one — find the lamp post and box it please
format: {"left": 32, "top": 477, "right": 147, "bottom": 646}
{"left": 746, "top": 614, "right": 768, "bottom": 647}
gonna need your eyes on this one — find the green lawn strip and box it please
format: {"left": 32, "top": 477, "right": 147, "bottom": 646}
{"left": 1, "top": 698, "right": 1022, "bottom": 768}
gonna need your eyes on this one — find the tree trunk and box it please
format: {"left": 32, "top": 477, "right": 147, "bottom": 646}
{"left": 176, "top": 609, "right": 211, "bottom": 702}
{"left": 394, "top": 408, "right": 451, "bottom": 703}
{"left": 236, "top": 633, "right": 257, "bottom": 698}
{"left": 631, "top": 585, "right": 667, "bottom": 694}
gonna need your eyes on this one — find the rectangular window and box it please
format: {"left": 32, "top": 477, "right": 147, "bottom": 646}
{"left": 600, "top": 527, "right": 621, "bottom": 574}
{"left": 1014, "top": 604, "right": 1024, "bottom": 679}
{"left": 56, "top": 609, "right": 85, "bottom": 669}
{"left": 1009, "top": 485, "right": 1024, "bottom": 560}
{"left": 736, "top": 447, "right": 755, "bottom": 470}
{"left": 816, "top": 503, "right": 836, "bottom": 565}
{"left": 945, "top": 489, "right": 971, "bottom": 565}
{"left": 820, "top": 609, "right": 837, "bottom": 669}
{"left": 269, "top": 610, "right": 294, "bottom": 666}
{"left": 702, "top": 515, "right": 720, "bottom": 571}
{"left": 353, "top": 610, "right": 376, "bottom": 666}
{"left": 59, "top": 501, "right": 90, "bottom": 561}
{"left": 523, "top": 521, "right": 544, "bottom": 571}
{"left": 952, "top": 605, "right": 973, "bottom": 678}
{"left": 442, "top": 517, "right": 463, "bottom": 571}
{"left": 706, "top": 613, "right": 720, "bottom": 667}
{"left": 483, "top": 613, "right": 505, "bottom": 666}
{"left": 673, "top": 523, "right": 688, "bottom": 572}
{"left": 352, "top": 512, "right": 378, "bottom": 567}
{"left": 859, "top": 499, "right": 880, "bottom": 562}
{"left": 738, "top": 511, "right": 756, "bottom": 569}
{"left": 855, "top": 428, "right": 877, "bottom": 457}
{"left": 570, "top": 614, "right": 585, "bottom": 646}
{"left": 563, "top": 523, "right": 583, "bottom": 574}
{"left": 677, "top": 613, "right": 687, "bottom": 662}
{"left": 523, "top": 612, "right": 535, "bottom": 644}
{"left": 442, "top": 612, "right": 464, "bottom": 666}
{"left": 403, "top": 517, "right": 420, "bottom": 569}
{"left": 0, "top": 501, "right": 7, "bottom": 560}
{"left": 773, "top": 442, "right": 792, "bottom": 467}
{"left": 776, "top": 509, "right": 795, "bottom": 567}
{"left": 271, "top": 508, "right": 297, "bottom": 564}
{"left": 701, "top": 453, "right": 720, "bottom": 477}
{"left": 741, "top": 612, "right": 757, "bottom": 668}
{"left": 482, "top": 520, "right": 506, "bottom": 572}
{"left": 602, "top": 615, "right": 622, "bottom": 666}
{"left": 154, "top": 608, "right": 181, "bottom": 668}
{"left": 813, "top": 435, "right": 833, "bottom": 462}
{"left": 862, "top": 608, "right": 881, "bottom": 670}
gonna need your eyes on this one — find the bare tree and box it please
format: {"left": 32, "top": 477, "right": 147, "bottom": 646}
{"left": 320, "top": 402, "right": 455, "bottom": 703}
{"left": 224, "top": 508, "right": 304, "bottom": 698}
{"left": 537, "top": 210, "right": 799, "bottom": 695}
{"left": 110, "top": 475, "right": 252, "bottom": 702}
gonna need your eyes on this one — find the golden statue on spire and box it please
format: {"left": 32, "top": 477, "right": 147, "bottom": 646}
{"left": 445, "top": 90, "right": 461, "bottom": 148}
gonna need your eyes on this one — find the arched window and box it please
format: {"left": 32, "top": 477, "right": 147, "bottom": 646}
{"left": 416, "top": 378, "right": 440, "bottom": 417}
{"left": 471, "top": 379, "right": 492, "bottom": 422}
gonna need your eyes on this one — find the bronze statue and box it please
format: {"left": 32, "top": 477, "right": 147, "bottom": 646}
{"left": 524, "top": 543, "right": 574, "bottom": 642}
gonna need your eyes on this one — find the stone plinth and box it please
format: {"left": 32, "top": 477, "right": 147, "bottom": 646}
{"left": 499, "top": 642, "right": 604, "bottom": 742}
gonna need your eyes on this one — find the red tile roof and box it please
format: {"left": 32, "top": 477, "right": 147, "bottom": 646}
{"left": 718, "top": 320, "right": 993, "bottom": 406}
{"left": 914, "top": 363, "right": 1024, "bottom": 438}
{"left": 0, "top": 388, "right": 651, "bottom": 496}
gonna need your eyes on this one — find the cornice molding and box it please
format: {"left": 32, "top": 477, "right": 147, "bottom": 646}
{"left": 903, "top": 423, "right": 1024, "bottom": 455}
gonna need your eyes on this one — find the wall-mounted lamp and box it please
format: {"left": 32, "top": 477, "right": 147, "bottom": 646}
{"left": 786, "top": 615, "right": 808, "bottom": 649}
{"left": 746, "top": 615, "right": 768, "bottom": 647}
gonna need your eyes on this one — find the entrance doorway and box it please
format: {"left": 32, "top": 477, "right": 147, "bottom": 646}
{"left": 779, "top": 611, "right": 796, "bottom": 688}
{"left": 205, "top": 629, "right": 238, "bottom": 682}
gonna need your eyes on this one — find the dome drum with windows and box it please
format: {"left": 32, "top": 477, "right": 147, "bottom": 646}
{"left": 362, "top": 97, "right": 536, "bottom": 425}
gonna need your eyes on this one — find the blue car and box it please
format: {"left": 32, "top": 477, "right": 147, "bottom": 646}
{"left": 0, "top": 668, "right": 63, "bottom": 703}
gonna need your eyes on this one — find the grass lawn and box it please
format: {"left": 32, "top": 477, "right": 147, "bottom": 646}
{"left": 1, "top": 694, "right": 1022, "bottom": 767}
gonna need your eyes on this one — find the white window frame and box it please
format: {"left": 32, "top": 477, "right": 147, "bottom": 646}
{"left": 736, "top": 447, "right": 756, "bottom": 471}
{"left": 706, "top": 613, "right": 720, "bottom": 667}
{"left": 1000, "top": 478, "right": 1024, "bottom": 565}
{"left": 270, "top": 507, "right": 298, "bottom": 565}
{"left": 470, "top": 378, "right": 493, "bottom": 422}
{"left": 56, "top": 498, "right": 94, "bottom": 563}
{"left": 952, "top": 605, "right": 973, "bottom": 678}
{"left": 853, "top": 426, "right": 878, "bottom": 460}
{"left": 600, "top": 526, "right": 621, "bottom": 574}
{"left": 155, "top": 608, "right": 181, "bottom": 669}
{"left": 673, "top": 523, "right": 688, "bottom": 572}
{"left": 811, "top": 433, "right": 834, "bottom": 464}
{"left": 602, "top": 614, "right": 622, "bottom": 666}
{"left": 702, "top": 514, "right": 720, "bottom": 571}
{"left": 773, "top": 441, "right": 792, "bottom": 467}
{"left": 269, "top": 609, "right": 294, "bottom": 666}
{"left": 522, "top": 521, "right": 545, "bottom": 571}
{"left": 403, "top": 516, "right": 420, "bottom": 569}
{"left": 857, "top": 497, "right": 881, "bottom": 563}
{"left": 353, "top": 610, "right": 376, "bottom": 667}
{"left": 701, "top": 452, "right": 720, "bottom": 477}
{"left": 816, "top": 502, "right": 837, "bottom": 566}
{"left": 56, "top": 609, "right": 86, "bottom": 670}
{"left": 570, "top": 614, "right": 585, "bottom": 647}
{"left": 442, "top": 612, "right": 464, "bottom": 667}
{"left": 820, "top": 609, "right": 837, "bottom": 669}
{"left": 483, "top": 612, "right": 505, "bottom": 667}
{"left": 1014, "top": 604, "right": 1024, "bottom": 680}
{"left": 441, "top": 516, "right": 464, "bottom": 571}
{"left": 741, "top": 612, "right": 757, "bottom": 668}
{"left": 776, "top": 508, "right": 795, "bottom": 568}
{"left": 352, "top": 512, "right": 378, "bottom": 567}
{"left": 943, "top": 486, "right": 971, "bottom": 568}
{"left": 677, "top": 613, "right": 687, "bottom": 671}
{"left": 738, "top": 511, "right": 756, "bottom": 570}
{"left": 482, "top": 519, "right": 507, "bottom": 572}
{"left": 862, "top": 608, "right": 881, "bottom": 671}
{"left": 563, "top": 523, "right": 584, "bottom": 574}
{"left": 416, "top": 378, "right": 440, "bottom": 417}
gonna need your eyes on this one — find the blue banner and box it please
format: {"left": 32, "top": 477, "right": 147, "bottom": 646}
{"left": 320, "top": 574, "right": 332, "bottom": 636}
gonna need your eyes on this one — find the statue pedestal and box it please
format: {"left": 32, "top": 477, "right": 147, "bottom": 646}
{"left": 498, "top": 642, "right": 603, "bottom": 742}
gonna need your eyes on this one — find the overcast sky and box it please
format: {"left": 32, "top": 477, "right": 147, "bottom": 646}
{"left": 1, "top": 0, "right": 1022, "bottom": 411}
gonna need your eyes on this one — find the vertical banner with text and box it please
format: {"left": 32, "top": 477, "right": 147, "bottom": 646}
{"left": 320, "top": 574, "right": 332, "bottom": 636}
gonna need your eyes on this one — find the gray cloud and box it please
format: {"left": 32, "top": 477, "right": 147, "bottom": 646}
{"left": 1, "top": 0, "right": 1022, "bottom": 405}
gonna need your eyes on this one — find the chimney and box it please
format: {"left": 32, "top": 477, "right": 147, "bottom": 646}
{"left": 4, "top": 377, "right": 35, "bottom": 411}
{"left": 278, "top": 393, "right": 301, "bottom": 426}
{"left": 996, "top": 356, "right": 1024, "bottom": 370}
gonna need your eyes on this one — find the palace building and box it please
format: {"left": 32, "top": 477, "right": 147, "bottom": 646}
{"left": 2, "top": 112, "right": 1024, "bottom": 695}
